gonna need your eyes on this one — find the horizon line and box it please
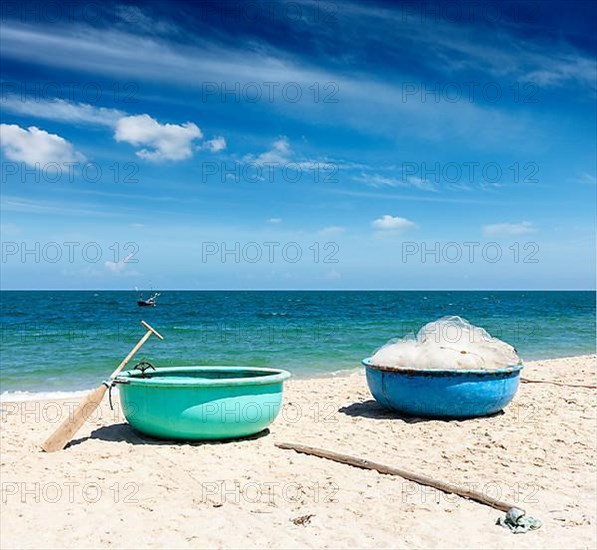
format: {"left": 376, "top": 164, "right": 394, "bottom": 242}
{"left": 1, "top": 288, "right": 595, "bottom": 292}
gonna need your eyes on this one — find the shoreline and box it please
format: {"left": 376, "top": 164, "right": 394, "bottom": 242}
{"left": 1, "top": 355, "right": 595, "bottom": 549}
{"left": 1, "top": 353, "right": 595, "bottom": 403}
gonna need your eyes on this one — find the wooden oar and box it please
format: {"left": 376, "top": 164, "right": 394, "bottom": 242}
{"left": 41, "top": 320, "right": 164, "bottom": 452}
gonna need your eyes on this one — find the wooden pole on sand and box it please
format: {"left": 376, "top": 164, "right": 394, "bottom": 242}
{"left": 276, "top": 442, "right": 521, "bottom": 513}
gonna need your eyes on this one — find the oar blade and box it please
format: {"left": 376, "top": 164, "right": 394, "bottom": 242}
{"left": 41, "top": 384, "right": 108, "bottom": 452}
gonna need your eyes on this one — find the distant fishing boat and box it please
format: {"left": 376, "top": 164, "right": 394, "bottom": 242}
{"left": 137, "top": 292, "right": 160, "bottom": 307}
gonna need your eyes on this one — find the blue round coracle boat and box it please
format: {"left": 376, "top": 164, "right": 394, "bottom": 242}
{"left": 362, "top": 358, "right": 523, "bottom": 419}
{"left": 115, "top": 366, "right": 290, "bottom": 440}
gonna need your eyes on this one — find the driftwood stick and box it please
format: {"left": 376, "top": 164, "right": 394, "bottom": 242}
{"left": 521, "top": 377, "right": 596, "bottom": 389}
{"left": 276, "top": 442, "right": 520, "bottom": 513}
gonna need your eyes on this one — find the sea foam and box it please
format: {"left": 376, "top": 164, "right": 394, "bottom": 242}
{"left": 0, "top": 389, "right": 93, "bottom": 403}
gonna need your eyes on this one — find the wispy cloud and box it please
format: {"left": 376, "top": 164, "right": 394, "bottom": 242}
{"left": 319, "top": 226, "right": 346, "bottom": 235}
{"left": 0, "top": 222, "right": 22, "bottom": 236}
{"left": 0, "top": 195, "right": 135, "bottom": 218}
{"left": 0, "top": 22, "right": 538, "bottom": 146}
{"left": 0, "top": 96, "right": 124, "bottom": 127}
{"left": 569, "top": 172, "right": 597, "bottom": 185}
{"left": 0, "top": 24, "right": 325, "bottom": 87}
{"left": 321, "top": 0, "right": 597, "bottom": 91}
{"left": 323, "top": 269, "right": 341, "bottom": 281}
{"left": 104, "top": 253, "right": 138, "bottom": 275}
{"left": 355, "top": 172, "right": 436, "bottom": 191}
{"left": 329, "top": 188, "right": 511, "bottom": 206}
{"left": 244, "top": 137, "right": 337, "bottom": 173}
{"left": 482, "top": 221, "right": 536, "bottom": 237}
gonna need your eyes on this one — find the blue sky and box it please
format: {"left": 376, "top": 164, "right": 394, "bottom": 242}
{"left": 0, "top": 0, "right": 595, "bottom": 289}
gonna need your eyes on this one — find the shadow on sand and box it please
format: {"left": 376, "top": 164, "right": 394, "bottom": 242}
{"left": 66, "top": 423, "right": 270, "bottom": 449}
{"left": 339, "top": 399, "right": 505, "bottom": 423}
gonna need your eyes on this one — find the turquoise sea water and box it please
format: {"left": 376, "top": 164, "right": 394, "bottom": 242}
{"left": 0, "top": 291, "right": 595, "bottom": 397}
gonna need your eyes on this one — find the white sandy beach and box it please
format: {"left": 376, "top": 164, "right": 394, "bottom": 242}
{"left": 1, "top": 355, "right": 595, "bottom": 550}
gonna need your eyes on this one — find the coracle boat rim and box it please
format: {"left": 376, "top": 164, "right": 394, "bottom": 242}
{"left": 116, "top": 366, "right": 291, "bottom": 387}
{"left": 362, "top": 357, "right": 524, "bottom": 377}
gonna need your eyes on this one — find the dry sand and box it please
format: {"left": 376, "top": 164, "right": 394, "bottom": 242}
{"left": 1, "top": 355, "right": 595, "bottom": 549}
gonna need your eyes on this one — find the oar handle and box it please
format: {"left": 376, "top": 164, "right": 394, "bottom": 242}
{"left": 109, "top": 321, "right": 163, "bottom": 379}
{"left": 141, "top": 320, "right": 164, "bottom": 340}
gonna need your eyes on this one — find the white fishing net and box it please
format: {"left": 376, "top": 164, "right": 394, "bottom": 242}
{"left": 370, "top": 316, "right": 521, "bottom": 370}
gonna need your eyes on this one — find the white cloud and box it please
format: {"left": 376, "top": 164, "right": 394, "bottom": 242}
{"left": 372, "top": 215, "right": 417, "bottom": 232}
{"left": 114, "top": 114, "right": 203, "bottom": 161}
{"left": 268, "top": 218, "right": 282, "bottom": 224}
{"left": 319, "top": 226, "right": 346, "bottom": 235}
{"left": 0, "top": 124, "right": 85, "bottom": 166}
{"left": 202, "top": 136, "right": 227, "bottom": 153}
{"left": 482, "top": 222, "right": 536, "bottom": 237}
{"left": 2, "top": 98, "right": 223, "bottom": 160}
{"left": 104, "top": 253, "right": 136, "bottom": 275}
{"left": 251, "top": 137, "right": 291, "bottom": 165}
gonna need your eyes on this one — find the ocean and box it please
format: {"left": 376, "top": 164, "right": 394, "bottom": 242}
{"left": 0, "top": 291, "right": 595, "bottom": 399}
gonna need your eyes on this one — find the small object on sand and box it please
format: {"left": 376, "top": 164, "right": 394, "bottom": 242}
{"left": 497, "top": 507, "right": 542, "bottom": 534}
{"left": 292, "top": 514, "right": 314, "bottom": 526}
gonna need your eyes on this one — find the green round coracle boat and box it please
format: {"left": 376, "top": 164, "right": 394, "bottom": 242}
{"left": 115, "top": 366, "right": 290, "bottom": 440}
